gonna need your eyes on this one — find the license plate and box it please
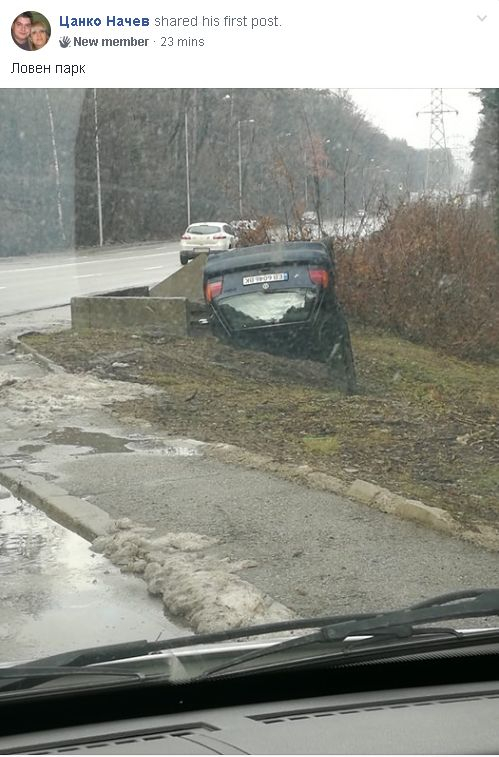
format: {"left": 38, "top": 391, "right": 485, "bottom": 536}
{"left": 242, "top": 272, "right": 289, "bottom": 286}
{"left": 193, "top": 246, "right": 207, "bottom": 252}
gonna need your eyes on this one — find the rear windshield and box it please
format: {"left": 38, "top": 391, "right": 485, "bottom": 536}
{"left": 187, "top": 225, "right": 221, "bottom": 235}
{"left": 218, "top": 289, "right": 317, "bottom": 330}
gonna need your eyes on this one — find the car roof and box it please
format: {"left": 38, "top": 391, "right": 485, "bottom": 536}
{"left": 204, "top": 241, "right": 333, "bottom": 278}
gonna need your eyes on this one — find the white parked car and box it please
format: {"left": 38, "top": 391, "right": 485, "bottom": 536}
{"left": 179, "top": 222, "right": 237, "bottom": 264}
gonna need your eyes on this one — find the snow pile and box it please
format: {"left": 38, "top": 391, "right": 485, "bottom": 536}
{"left": 0, "top": 370, "right": 159, "bottom": 425}
{"left": 92, "top": 518, "right": 295, "bottom": 633}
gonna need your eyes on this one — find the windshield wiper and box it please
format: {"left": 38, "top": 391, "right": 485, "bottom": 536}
{"left": 199, "top": 588, "right": 499, "bottom": 678}
{"left": 2, "top": 613, "right": 391, "bottom": 671}
{"left": 0, "top": 666, "right": 145, "bottom": 694}
{"left": 5, "top": 589, "right": 499, "bottom": 684}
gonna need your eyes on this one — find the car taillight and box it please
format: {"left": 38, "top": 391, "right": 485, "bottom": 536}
{"left": 308, "top": 267, "right": 329, "bottom": 288}
{"left": 205, "top": 279, "right": 223, "bottom": 302}
{"left": 181, "top": 234, "right": 191, "bottom": 239}
{"left": 212, "top": 234, "right": 227, "bottom": 239}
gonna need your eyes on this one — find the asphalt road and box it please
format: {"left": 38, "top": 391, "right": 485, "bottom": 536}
{"left": 0, "top": 241, "right": 180, "bottom": 317}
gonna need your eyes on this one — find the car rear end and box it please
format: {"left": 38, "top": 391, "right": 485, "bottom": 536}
{"left": 180, "top": 223, "right": 233, "bottom": 264}
{"left": 203, "top": 243, "right": 335, "bottom": 359}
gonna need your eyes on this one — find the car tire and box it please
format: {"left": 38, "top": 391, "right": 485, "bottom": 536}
{"left": 180, "top": 252, "right": 189, "bottom": 265}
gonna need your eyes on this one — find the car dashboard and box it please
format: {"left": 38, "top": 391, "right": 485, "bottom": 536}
{"left": 1, "top": 682, "right": 499, "bottom": 754}
{"left": 1, "top": 644, "right": 499, "bottom": 754}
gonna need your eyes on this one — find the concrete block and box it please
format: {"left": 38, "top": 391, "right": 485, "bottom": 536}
{"left": 70, "top": 296, "right": 190, "bottom": 336}
{"left": 390, "top": 497, "right": 455, "bottom": 532}
{"left": 305, "top": 471, "right": 346, "bottom": 494}
{"left": 346, "top": 479, "right": 382, "bottom": 504}
{"left": 369, "top": 487, "right": 405, "bottom": 515}
{"left": 71, "top": 297, "right": 92, "bottom": 329}
{"left": 150, "top": 252, "right": 207, "bottom": 303}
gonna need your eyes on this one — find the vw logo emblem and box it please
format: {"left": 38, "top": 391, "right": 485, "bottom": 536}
{"left": 262, "top": 282, "right": 270, "bottom": 290}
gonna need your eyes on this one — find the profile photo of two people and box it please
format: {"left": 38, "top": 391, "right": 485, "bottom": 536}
{"left": 11, "top": 11, "right": 51, "bottom": 50}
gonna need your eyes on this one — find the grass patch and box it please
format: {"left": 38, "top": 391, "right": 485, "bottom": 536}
{"left": 302, "top": 435, "right": 341, "bottom": 455}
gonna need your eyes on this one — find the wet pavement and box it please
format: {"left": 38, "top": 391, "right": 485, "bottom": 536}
{"left": 0, "top": 484, "right": 187, "bottom": 663}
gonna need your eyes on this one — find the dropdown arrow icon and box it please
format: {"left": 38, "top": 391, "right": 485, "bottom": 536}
{"left": 477, "top": 14, "right": 487, "bottom": 20}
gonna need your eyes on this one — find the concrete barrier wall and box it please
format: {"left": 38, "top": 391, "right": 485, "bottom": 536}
{"left": 71, "top": 296, "right": 190, "bottom": 336}
{"left": 150, "top": 253, "right": 207, "bottom": 303}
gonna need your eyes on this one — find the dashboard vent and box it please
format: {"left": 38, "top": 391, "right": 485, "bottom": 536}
{"left": 250, "top": 692, "right": 499, "bottom": 724}
{"left": 18, "top": 723, "right": 218, "bottom": 754}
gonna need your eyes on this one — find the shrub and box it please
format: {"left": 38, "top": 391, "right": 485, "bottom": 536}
{"left": 335, "top": 199, "right": 499, "bottom": 361}
{"left": 236, "top": 216, "right": 278, "bottom": 247}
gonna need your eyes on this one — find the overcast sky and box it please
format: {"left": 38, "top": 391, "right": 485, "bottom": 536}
{"left": 348, "top": 89, "right": 482, "bottom": 160}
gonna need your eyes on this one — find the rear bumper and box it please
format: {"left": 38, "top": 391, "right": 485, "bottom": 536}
{"left": 181, "top": 242, "right": 231, "bottom": 254}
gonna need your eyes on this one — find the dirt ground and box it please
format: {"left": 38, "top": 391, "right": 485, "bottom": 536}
{"left": 22, "top": 323, "right": 499, "bottom": 532}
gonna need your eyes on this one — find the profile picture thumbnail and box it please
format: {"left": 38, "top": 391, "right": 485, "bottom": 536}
{"left": 11, "top": 11, "right": 51, "bottom": 51}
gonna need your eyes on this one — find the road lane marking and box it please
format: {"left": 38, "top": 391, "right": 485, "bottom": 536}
{"left": 74, "top": 273, "right": 103, "bottom": 279}
{"left": 0, "top": 250, "right": 179, "bottom": 275}
{"left": 143, "top": 266, "right": 164, "bottom": 271}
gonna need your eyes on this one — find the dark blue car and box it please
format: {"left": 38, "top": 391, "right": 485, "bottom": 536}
{"left": 203, "top": 241, "right": 357, "bottom": 394}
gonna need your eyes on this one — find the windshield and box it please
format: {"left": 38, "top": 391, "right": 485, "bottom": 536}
{"left": 1, "top": 86, "right": 498, "bottom": 691}
{"left": 187, "top": 224, "right": 222, "bottom": 235}
{"left": 218, "top": 289, "right": 317, "bottom": 328}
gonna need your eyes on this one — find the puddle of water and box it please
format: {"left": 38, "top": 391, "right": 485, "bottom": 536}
{"left": 44, "top": 428, "right": 131, "bottom": 454}
{"left": 125, "top": 438, "right": 203, "bottom": 457}
{"left": 17, "top": 444, "right": 46, "bottom": 454}
{"left": 0, "top": 495, "right": 77, "bottom": 575}
{"left": 0, "top": 489, "right": 183, "bottom": 661}
{"left": 42, "top": 427, "right": 204, "bottom": 457}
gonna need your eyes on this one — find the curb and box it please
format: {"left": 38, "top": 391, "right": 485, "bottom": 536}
{"left": 10, "top": 332, "right": 66, "bottom": 373}
{"left": 0, "top": 467, "right": 112, "bottom": 542}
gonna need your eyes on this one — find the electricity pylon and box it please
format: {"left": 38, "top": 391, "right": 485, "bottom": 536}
{"left": 417, "top": 89, "right": 458, "bottom": 194}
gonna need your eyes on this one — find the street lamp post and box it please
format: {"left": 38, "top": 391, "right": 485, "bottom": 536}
{"left": 93, "top": 88, "right": 104, "bottom": 247}
{"left": 185, "top": 111, "right": 191, "bottom": 227}
{"left": 237, "top": 118, "right": 254, "bottom": 218}
{"left": 45, "top": 90, "right": 66, "bottom": 246}
{"left": 304, "top": 149, "right": 308, "bottom": 209}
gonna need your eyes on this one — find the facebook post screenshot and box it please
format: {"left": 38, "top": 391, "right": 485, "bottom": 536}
{"left": 1, "top": 1, "right": 499, "bottom": 755}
